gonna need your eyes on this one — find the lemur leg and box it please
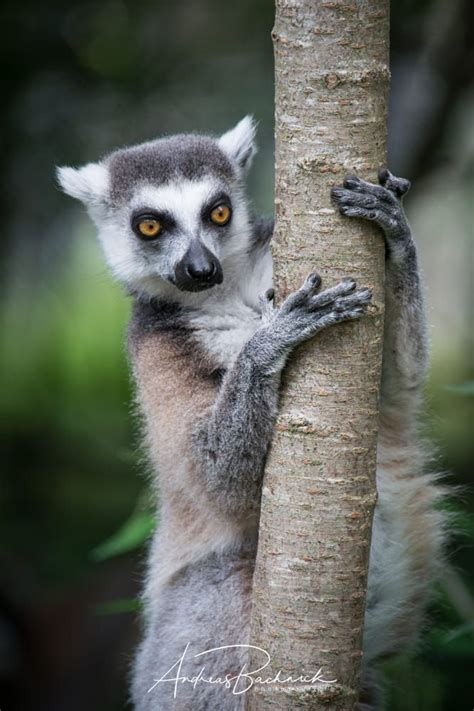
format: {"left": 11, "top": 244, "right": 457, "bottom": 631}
{"left": 194, "top": 275, "right": 372, "bottom": 518}
{"left": 332, "top": 173, "right": 444, "bottom": 669}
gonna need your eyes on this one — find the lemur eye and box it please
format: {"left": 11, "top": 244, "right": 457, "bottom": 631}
{"left": 210, "top": 204, "right": 231, "bottom": 226}
{"left": 138, "top": 219, "right": 162, "bottom": 238}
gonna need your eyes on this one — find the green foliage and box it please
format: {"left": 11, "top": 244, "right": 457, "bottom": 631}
{"left": 443, "top": 381, "right": 474, "bottom": 396}
{"left": 0, "top": 234, "right": 142, "bottom": 582}
{"left": 1, "top": 235, "right": 130, "bottom": 422}
{"left": 95, "top": 597, "right": 142, "bottom": 616}
{"left": 429, "top": 624, "right": 474, "bottom": 656}
{"left": 438, "top": 499, "right": 474, "bottom": 538}
{"left": 382, "top": 581, "right": 474, "bottom": 710}
{"left": 92, "top": 498, "right": 155, "bottom": 561}
{"left": 383, "top": 656, "right": 445, "bottom": 711}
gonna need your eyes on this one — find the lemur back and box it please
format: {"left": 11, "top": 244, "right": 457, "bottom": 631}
{"left": 58, "top": 118, "right": 444, "bottom": 710}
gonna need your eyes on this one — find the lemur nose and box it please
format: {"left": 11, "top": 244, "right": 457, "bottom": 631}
{"left": 174, "top": 241, "right": 223, "bottom": 291}
{"left": 186, "top": 261, "right": 217, "bottom": 281}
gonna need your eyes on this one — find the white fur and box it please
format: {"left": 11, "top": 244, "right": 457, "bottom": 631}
{"left": 218, "top": 115, "right": 257, "bottom": 171}
{"left": 188, "top": 299, "right": 262, "bottom": 367}
{"left": 72, "top": 175, "right": 258, "bottom": 305}
{"left": 128, "top": 180, "right": 255, "bottom": 302}
{"left": 185, "top": 246, "right": 273, "bottom": 368}
{"left": 56, "top": 163, "right": 109, "bottom": 204}
{"left": 132, "top": 180, "right": 218, "bottom": 239}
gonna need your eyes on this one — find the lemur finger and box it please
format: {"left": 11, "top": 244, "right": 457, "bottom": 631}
{"left": 331, "top": 188, "right": 378, "bottom": 210}
{"left": 300, "top": 306, "right": 366, "bottom": 339}
{"left": 311, "top": 291, "right": 371, "bottom": 320}
{"left": 305, "top": 288, "right": 370, "bottom": 323}
{"left": 308, "top": 277, "right": 357, "bottom": 310}
{"left": 338, "top": 204, "right": 403, "bottom": 234}
{"left": 302, "top": 272, "right": 322, "bottom": 293}
{"left": 337, "top": 205, "right": 380, "bottom": 221}
{"left": 333, "top": 288, "right": 372, "bottom": 312}
{"left": 321, "top": 306, "right": 367, "bottom": 329}
{"left": 378, "top": 168, "right": 411, "bottom": 198}
{"left": 280, "top": 272, "right": 321, "bottom": 312}
{"left": 334, "top": 306, "right": 366, "bottom": 321}
{"left": 338, "top": 175, "right": 396, "bottom": 204}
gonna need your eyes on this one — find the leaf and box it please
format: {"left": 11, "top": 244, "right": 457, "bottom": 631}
{"left": 442, "top": 622, "right": 474, "bottom": 643}
{"left": 436, "top": 499, "right": 474, "bottom": 537}
{"left": 91, "top": 510, "right": 155, "bottom": 561}
{"left": 94, "top": 597, "right": 141, "bottom": 615}
{"left": 428, "top": 626, "right": 474, "bottom": 656}
{"left": 381, "top": 655, "right": 444, "bottom": 711}
{"left": 443, "top": 381, "right": 474, "bottom": 396}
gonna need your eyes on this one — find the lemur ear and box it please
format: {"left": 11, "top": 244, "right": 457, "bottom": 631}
{"left": 56, "top": 162, "right": 109, "bottom": 205}
{"left": 218, "top": 115, "right": 257, "bottom": 172}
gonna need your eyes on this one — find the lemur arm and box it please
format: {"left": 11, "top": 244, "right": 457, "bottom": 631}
{"left": 193, "top": 276, "right": 372, "bottom": 518}
{"left": 332, "top": 169, "right": 428, "bottom": 413}
{"left": 192, "top": 345, "right": 279, "bottom": 519}
{"left": 332, "top": 171, "right": 445, "bottom": 665}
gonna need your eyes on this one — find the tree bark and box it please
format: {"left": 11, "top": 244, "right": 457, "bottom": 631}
{"left": 246, "top": 1, "right": 389, "bottom": 709}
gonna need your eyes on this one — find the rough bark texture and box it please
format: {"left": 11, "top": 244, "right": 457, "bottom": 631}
{"left": 246, "top": 1, "right": 389, "bottom": 709}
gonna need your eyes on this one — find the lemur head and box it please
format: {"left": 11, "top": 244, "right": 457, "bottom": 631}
{"left": 57, "top": 116, "right": 257, "bottom": 298}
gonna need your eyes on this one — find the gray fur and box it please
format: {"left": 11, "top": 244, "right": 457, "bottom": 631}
{"left": 58, "top": 122, "right": 444, "bottom": 710}
{"left": 332, "top": 169, "right": 427, "bottom": 401}
{"left": 108, "top": 135, "right": 235, "bottom": 205}
{"left": 248, "top": 215, "right": 274, "bottom": 252}
{"left": 192, "top": 277, "right": 371, "bottom": 519}
{"left": 132, "top": 546, "right": 255, "bottom": 711}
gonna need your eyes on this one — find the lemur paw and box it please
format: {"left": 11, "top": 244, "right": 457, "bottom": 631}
{"left": 331, "top": 170, "right": 411, "bottom": 240}
{"left": 275, "top": 273, "right": 372, "bottom": 347}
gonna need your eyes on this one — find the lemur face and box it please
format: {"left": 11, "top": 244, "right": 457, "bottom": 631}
{"left": 57, "top": 116, "right": 257, "bottom": 298}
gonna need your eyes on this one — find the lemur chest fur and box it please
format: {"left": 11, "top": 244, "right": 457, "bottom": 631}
{"left": 188, "top": 298, "right": 262, "bottom": 367}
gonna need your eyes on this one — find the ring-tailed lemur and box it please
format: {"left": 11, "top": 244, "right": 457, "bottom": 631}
{"left": 58, "top": 116, "right": 444, "bottom": 710}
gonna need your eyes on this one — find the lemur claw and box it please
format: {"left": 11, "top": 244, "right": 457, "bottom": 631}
{"left": 331, "top": 169, "right": 411, "bottom": 239}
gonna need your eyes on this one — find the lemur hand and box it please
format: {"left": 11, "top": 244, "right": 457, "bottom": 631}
{"left": 331, "top": 169, "right": 411, "bottom": 241}
{"left": 258, "top": 273, "right": 372, "bottom": 352}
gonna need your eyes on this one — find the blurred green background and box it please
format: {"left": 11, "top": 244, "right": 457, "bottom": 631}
{"left": 0, "top": 0, "right": 472, "bottom": 709}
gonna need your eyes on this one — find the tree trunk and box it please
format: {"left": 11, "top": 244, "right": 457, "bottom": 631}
{"left": 246, "top": 1, "right": 389, "bottom": 709}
